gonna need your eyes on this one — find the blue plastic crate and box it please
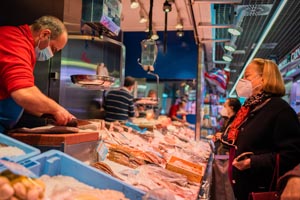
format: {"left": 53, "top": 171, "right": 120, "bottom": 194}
{"left": 0, "top": 133, "right": 40, "bottom": 166}
{"left": 19, "top": 149, "right": 145, "bottom": 200}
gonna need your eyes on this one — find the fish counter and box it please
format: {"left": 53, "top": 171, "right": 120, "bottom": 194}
{"left": 2, "top": 116, "right": 212, "bottom": 200}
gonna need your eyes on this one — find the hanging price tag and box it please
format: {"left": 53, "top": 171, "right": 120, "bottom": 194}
{"left": 96, "top": 140, "right": 108, "bottom": 161}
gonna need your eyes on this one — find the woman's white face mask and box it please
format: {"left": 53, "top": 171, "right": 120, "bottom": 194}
{"left": 236, "top": 79, "right": 252, "bottom": 98}
{"left": 219, "top": 106, "right": 229, "bottom": 117}
{"left": 236, "top": 75, "right": 262, "bottom": 98}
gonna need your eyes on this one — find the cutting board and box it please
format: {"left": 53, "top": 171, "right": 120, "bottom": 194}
{"left": 9, "top": 131, "right": 99, "bottom": 146}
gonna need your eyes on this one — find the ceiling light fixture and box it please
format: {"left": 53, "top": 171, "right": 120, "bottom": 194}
{"left": 176, "top": 29, "right": 184, "bottom": 37}
{"left": 139, "top": 9, "right": 148, "bottom": 23}
{"left": 224, "top": 65, "right": 231, "bottom": 71}
{"left": 175, "top": 18, "right": 183, "bottom": 29}
{"left": 224, "top": 42, "right": 237, "bottom": 52}
{"left": 144, "top": 26, "right": 149, "bottom": 32}
{"left": 151, "top": 30, "right": 159, "bottom": 40}
{"left": 130, "top": 0, "right": 139, "bottom": 9}
{"left": 228, "top": 0, "right": 288, "bottom": 97}
{"left": 139, "top": 16, "right": 147, "bottom": 23}
{"left": 222, "top": 53, "right": 233, "bottom": 62}
{"left": 228, "top": 25, "right": 243, "bottom": 36}
{"left": 163, "top": 1, "right": 172, "bottom": 13}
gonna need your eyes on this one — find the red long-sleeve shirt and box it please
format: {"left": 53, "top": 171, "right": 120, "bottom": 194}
{"left": 168, "top": 104, "right": 180, "bottom": 119}
{"left": 0, "top": 24, "right": 36, "bottom": 99}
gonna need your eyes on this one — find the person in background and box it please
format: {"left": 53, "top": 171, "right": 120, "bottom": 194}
{"left": 136, "top": 104, "right": 146, "bottom": 118}
{"left": 278, "top": 163, "right": 300, "bottom": 200}
{"left": 147, "top": 89, "right": 160, "bottom": 118}
{"left": 96, "top": 62, "right": 109, "bottom": 76}
{"left": 210, "top": 98, "right": 241, "bottom": 200}
{"left": 279, "top": 113, "right": 300, "bottom": 199}
{"left": 213, "top": 98, "right": 241, "bottom": 154}
{"left": 175, "top": 94, "right": 188, "bottom": 105}
{"left": 226, "top": 58, "right": 300, "bottom": 200}
{"left": 168, "top": 99, "right": 187, "bottom": 123}
{"left": 147, "top": 89, "right": 157, "bottom": 100}
{"left": 0, "top": 15, "right": 75, "bottom": 133}
{"left": 104, "top": 76, "right": 136, "bottom": 122}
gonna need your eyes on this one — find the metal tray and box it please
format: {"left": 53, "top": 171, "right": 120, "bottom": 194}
{"left": 134, "top": 97, "right": 159, "bottom": 105}
{"left": 71, "top": 74, "right": 115, "bottom": 90}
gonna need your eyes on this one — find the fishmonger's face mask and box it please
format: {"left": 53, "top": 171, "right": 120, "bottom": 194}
{"left": 35, "top": 38, "right": 54, "bottom": 61}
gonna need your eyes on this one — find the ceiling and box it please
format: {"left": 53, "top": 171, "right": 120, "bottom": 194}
{"left": 120, "top": 0, "right": 213, "bottom": 67}
{"left": 218, "top": 0, "right": 300, "bottom": 96}
{"left": 64, "top": 0, "right": 300, "bottom": 95}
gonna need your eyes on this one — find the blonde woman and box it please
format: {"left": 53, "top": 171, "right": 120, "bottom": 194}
{"left": 226, "top": 58, "right": 300, "bottom": 200}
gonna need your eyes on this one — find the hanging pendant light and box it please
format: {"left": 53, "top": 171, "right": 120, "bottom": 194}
{"left": 130, "top": 0, "right": 139, "bottom": 9}
{"left": 151, "top": 30, "right": 159, "bottom": 40}
{"left": 176, "top": 29, "right": 184, "bottom": 37}
{"left": 222, "top": 53, "right": 233, "bottom": 62}
{"left": 228, "top": 25, "right": 243, "bottom": 36}
{"left": 163, "top": 0, "right": 172, "bottom": 13}
{"left": 224, "top": 42, "right": 237, "bottom": 52}
{"left": 139, "top": 9, "right": 148, "bottom": 23}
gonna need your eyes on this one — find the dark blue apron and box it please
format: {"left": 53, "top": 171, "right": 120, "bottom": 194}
{"left": 0, "top": 97, "right": 23, "bottom": 133}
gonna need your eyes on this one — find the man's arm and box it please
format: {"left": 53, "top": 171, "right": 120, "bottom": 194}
{"left": 11, "top": 86, "right": 75, "bottom": 125}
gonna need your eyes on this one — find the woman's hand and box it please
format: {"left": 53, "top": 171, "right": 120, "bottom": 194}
{"left": 232, "top": 158, "right": 251, "bottom": 171}
{"left": 215, "top": 132, "right": 222, "bottom": 140}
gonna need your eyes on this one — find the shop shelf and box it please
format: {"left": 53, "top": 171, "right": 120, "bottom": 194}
{"left": 0, "top": 133, "right": 40, "bottom": 169}
{"left": 19, "top": 149, "right": 145, "bottom": 200}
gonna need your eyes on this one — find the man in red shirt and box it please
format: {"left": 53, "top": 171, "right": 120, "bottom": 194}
{"left": 168, "top": 99, "right": 187, "bottom": 122}
{"left": 0, "top": 15, "right": 75, "bottom": 132}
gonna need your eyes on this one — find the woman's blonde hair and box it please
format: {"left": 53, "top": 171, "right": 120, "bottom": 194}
{"left": 251, "top": 58, "right": 285, "bottom": 96}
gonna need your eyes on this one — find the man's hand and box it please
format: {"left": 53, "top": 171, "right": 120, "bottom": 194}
{"left": 11, "top": 86, "right": 76, "bottom": 126}
{"left": 52, "top": 106, "right": 76, "bottom": 126}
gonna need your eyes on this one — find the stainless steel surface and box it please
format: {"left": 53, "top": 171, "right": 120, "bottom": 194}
{"left": 59, "top": 34, "right": 125, "bottom": 119}
{"left": 71, "top": 74, "right": 115, "bottom": 90}
{"left": 64, "top": 140, "right": 99, "bottom": 164}
{"left": 32, "top": 140, "right": 99, "bottom": 164}
{"left": 134, "top": 98, "right": 158, "bottom": 106}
